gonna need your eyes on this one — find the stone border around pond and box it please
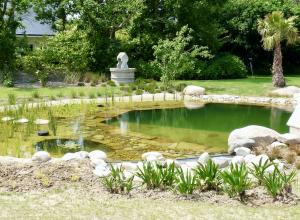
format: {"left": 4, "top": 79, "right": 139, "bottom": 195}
{"left": 0, "top": 93, "right": 296, "bottom": 113}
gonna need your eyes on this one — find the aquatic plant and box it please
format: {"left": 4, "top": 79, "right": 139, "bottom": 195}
{"left": 48, "top": 109, "right": 57, "bottom": 136}
{"left": 221, "top": 163, "right": 251, "bottom": 201}
{"left": 7, "top": 93, "right": 16, "bottom": 105}
{"left": 194, "top": 159, "right": 221, "bottom": 190}
{"left": 102, "top": 165, "right": 134, "bottom": 194}
{"left": 175, "top": 167, "right": 198, "bottom": 195}
{"left": 250, "top": 158, "right": 273, "bottom": 185}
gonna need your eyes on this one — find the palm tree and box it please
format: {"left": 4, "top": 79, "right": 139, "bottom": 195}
{"left": 258, "top": 11, "right": 298, "bottom": 87}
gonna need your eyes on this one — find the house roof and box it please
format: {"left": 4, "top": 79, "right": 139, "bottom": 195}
{"left": 16, "top": 9, "right": 55, "bottom": 36}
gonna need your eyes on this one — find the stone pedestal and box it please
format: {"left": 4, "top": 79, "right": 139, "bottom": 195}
{"left": 110, "top": 68, "right": 135, "bottom": 85}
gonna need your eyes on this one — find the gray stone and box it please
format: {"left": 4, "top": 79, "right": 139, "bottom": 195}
{"left": 32, "top": 151, "right": 51, "bottom": 162}
{"left": 234, "top": 147, "right": 251, "bottom": 156}
{"left": 198, "top": 152, "right": 210, "bottom": 164}
{"left": 183, "top": 85, "right": 205, "bottom": 96}
{"left": 89, "top": 150, "right": 107, "bottom": 161}
{"left": 278, "top": 133, "right": 300, "bottom": 145}
{"left": 228, "top": 125, "right": 280, "bottom": 153}
{"left": 230, "top": 156, "right": 245, "bottom": 165}
{"left": 228, "top": 138, "right": 255, "bottom": 154}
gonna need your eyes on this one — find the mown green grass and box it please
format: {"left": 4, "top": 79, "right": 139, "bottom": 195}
{"left": 178, "top": 76, "right": 300, "bottom": 96}
{"left": 1, "top": 76, "right": 300, "bottom": 100}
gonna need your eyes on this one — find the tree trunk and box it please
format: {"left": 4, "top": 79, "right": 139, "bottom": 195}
{"left": 272, "top": 43, "right": 285, "bottom": 87}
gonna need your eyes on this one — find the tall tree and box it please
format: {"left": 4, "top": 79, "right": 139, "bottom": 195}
{"left": 258, "top": 11, "right": 298, "bottom": 87}
{"left": 0, "top": 0, "right": 29, "bottom": 71}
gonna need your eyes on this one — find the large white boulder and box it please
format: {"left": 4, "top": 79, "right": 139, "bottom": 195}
{"left": 121, "top": 162, "right": 137, "bottom": 172}
{"left": 234, "top": 147, "right": 251, "bottom": 156}
{"left": 183, "top": 85, "right": 205, "bottom": 96}
{"left": 271, "top": 86, "right": 300, "bottom": 97}
{"left": 212, "top": 157, "right": 230, "bottom": 168}
{"left": 228, "top": 125, "right": 280, "bottom": 154}
{"left": 62, "top": 151, "right": 89, "bottom": 161}
{"left": 244, "top": 154, "right": 256, "bottom": 164}
{"left": 278, "top": 133, "right": 300, "bottom": 145}
{"left": 198, "top": 152, "right": 210, "bottom": 164}
{"left": 88, "top": 150, "right": 107, "bottom": 161}
{"left": 32, "top": 151, "right": 51, "bottom": 162}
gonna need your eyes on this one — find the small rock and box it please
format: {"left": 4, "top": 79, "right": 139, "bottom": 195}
{"left": 212, "top": 157, "right": 230, "bottom": 168}
{"left": 228, "top": 138, "right": 255, "bottom": 154}
{"left": 250, "top": 154, "right": 270, "bottom": 166}
{"left": 278, "top": 133, "right": 300, "bottom": 145}
{"left": 198, "top": 152, "right": 210, "bottom": 164}
{"left": 234, "top": 147, "right": 251, "bottom": 156}
{"left": 142, "top": 152, "right": 164, "bottom": 162}
{"left": 1, "top": 116, "right": 13, "bottom": 122}
{"left": 32, "top": 151, "right": 51, "bottom": 162}
{"left": 162, "top": 159, "right": 180, "bottom": 168}
{"left": 90, "top": 158, "right": 107, "bottom": 168}
{"left": 185, "top": 161, "right": 199, "bottom": 169}
{"left": 37, "top": 131, "right": 49, "bottom": 136}
{"left": 244, "top": 154, "right": 256, "bottom": 164}
{"left": 93, "top": 165, "right": 110, "bottom": 177}
{"left": 121, "top": 162, "right": 137, "bottom": 172}
{"left": 16, "top": 118, "right": 29, "bottom": 123}
{"left": 89, "top": 150, "right": 107, "bottom": 161}
{"left": 35, "top": 119, "right": 49, "bottom": 125}
{"left": 230, "top": 156, "right": 245, "bottom": 165}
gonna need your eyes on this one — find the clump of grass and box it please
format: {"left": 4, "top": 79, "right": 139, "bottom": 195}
{"left": 7, "top": 93, "right": 16, "bottom": 105}
{"left": 57, "top": 92, "right": 64, "bottom": 98}
{"left": 102, "top": 165, "right": 134, "bottom": 194}
{"left": 175, "top": 168, "right": 198, "bottom": 195}
{"left": 136, "top": 162, "right": 163, "bottom": 190}
{"left": 282, "top": 151, "right": 297, "bottom": 164}
{"left": 250, "top": 158, "right": 273, "bottom": 185}
{"left": 32, "top": 91, "right": 40, "bottom": 99}
{"left": 221, "top": 163, "right": 251, "bottom": 202}
{"left": 194, "top": 159, "right": 221, "bottom": 190}
{"left": 48, "top": 110, "right": 57, "bottom": 136}
{"left": 70, "top": 90, "right": 77, "bottom": 99}
{"left": 262, "top": 167, "right": 296, "bottom": 199}
{"left": 78, "top": 91, "right": 85, "bottom": 97}
{"left": 88, "top": 92, "right": 96, "bottom": 99}
{"left": 49, "top": 95, "right": 56, "bottom": 101}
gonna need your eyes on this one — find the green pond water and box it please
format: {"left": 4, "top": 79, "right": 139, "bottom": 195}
{"left": 105, "top": 103, "right": 292, "bottom": 153}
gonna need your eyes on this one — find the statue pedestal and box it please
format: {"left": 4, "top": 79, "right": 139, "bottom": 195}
{"left": 110, "top": 68, "right": 135, "bottom": 85}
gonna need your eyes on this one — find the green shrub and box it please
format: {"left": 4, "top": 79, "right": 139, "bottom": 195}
{"left": 221, "top": 163, "right": 251, "bottom": 201}
{"left": 160, "top": 162, "right": 177, "bottom": 189}
{"left": 194, "top": 159, "right": 221, "bottom": 190}
{"left": 78, "top": 91, "right": 85, "bottom": 97}
{"left": 57, "top": 92, "right": 64, "bottom": 98}
{"left": 3, "top": 76, "right": 14, "bottom": 87}
{"left": 88, "top": 92, "right": 96, "bottom": 99}
{"left": 70, "top": 90, "right": 77, "bottom": 99}
{"left": 175, "top": 167, "right": 198, "bottom": 195}
{"left": 32, "top": 91, "right": 40, "bottom": 99}
{"left": 49, "top": 95, "right": 56, "bottom": 101}
{"left": 102, "top": 165, "right": 134, "bottom": 194}
{"left": 135, "top": 89, "right": 143, "bottom": 95}
{"left": 175, "top": 83, "right": 187, "bottom": 92}
{"left": 250, "top": 158, "right": 273, "bottom": 185}
{"left": 7, "top": 93, "right": 16, "bottom": 105}
{"left": 136, "top": 162, "right": 163, "bottom": 190}
{"left": 107, "top": 80, "right": 116, "bottom": 87}
{"left": 203, "top": 53, "right": 247, "bottom": 79}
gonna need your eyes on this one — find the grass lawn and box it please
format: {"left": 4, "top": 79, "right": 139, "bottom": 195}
{"left": 0, "top": 186, "right": 299, "bottom": 220}
{"left": 179, "top": 76, "right": 300, "bottom": 97}
{"left": 1, "top": 76, "right": 300, "bottom": 101}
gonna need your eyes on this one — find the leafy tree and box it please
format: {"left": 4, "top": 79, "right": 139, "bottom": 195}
{"left": 152, "top": 26, "right": 211, "bottom": 87}
{"left": 258, "top": 11, "right": 298, "bottom": 87}
{"left": 0, "top": 0, "right": 30, "bottom": 73}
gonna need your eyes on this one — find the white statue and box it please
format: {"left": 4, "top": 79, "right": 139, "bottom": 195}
{"left": 116, "top": 52, "right": 129, "bottom": 69}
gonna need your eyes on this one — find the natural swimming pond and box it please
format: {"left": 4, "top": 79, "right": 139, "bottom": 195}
{"left": 0, "top": 102, "right": 292, "bottom": 160}
{"left": 105, "top": 103, "right": 291, "bottom": 154}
